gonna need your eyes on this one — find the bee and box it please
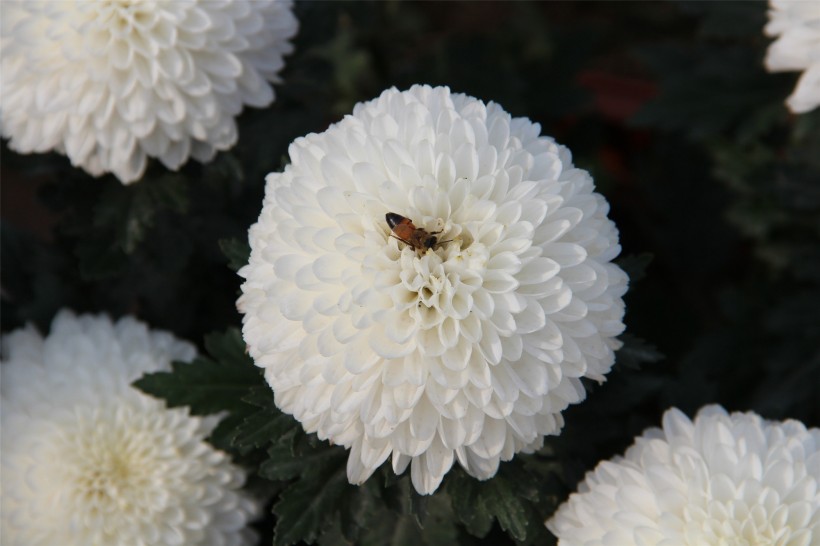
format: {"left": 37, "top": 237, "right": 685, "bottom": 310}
{"left": 385, "top": 213, "right": 452, "bottom": 253}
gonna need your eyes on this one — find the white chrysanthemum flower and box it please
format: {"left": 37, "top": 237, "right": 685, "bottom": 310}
{"left": 0, "top": 0, "right": 298, "bottom": 183}
{"left": 764, "top": 0, "right": 820, "bottom": 114}
{"left": 547, "top": 405, "right": 820, "bottom": 546}
{"left": 239, "top": 85, "right": 628, "bottom": 495}
{"left": 0, "top": 311, "right": 259, "bottom": 546}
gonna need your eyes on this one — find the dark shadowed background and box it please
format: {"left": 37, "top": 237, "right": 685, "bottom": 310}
{"left": 3, "top": 2, "right": 818, "bottom": 545}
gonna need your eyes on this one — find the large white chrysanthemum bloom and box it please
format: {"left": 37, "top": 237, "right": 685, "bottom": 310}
{"left": 0, "top": 311, "right": 259, "bottom": 546}
{"left": 0, "top": 0, "right": 298, "bottom": 183}
{"left": 239, "top": 85, "right": 628, "bottom": 495}
{"left": 764, "top": 0, "right": 820, "bottom": 114}
{"left": 547, "top": 405, "right": 820, "bottom": 546}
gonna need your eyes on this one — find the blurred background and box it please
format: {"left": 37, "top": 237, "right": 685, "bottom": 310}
{"left": 3, "top": 2, "right": 818, "bottom": 544}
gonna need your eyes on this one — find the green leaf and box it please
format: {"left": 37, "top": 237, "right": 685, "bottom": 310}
{"left": 446, "top": 471, "right": 494, "bottom": 539}
{"left": 207, "top": 411, "right": 252, "bottom": 454}
{"left": 350, "top": 493, "right": 459, "bottom": 546}
{"left": 228, "top": 387, "right": 304, "bottom": 455}
{"left": 337, "top": 479, "right": 383, "bottom": 543}
{"left": 233, "top": 410, "right": 298, "bottom": 450}
{"left": 241, "top": 384, "right": 278, "bottom": 408}
{"left": 418, "top": 493, "right": 460, "bottom": 546}
{"left": 273, "top": 453, "right": 350, "bottom": 546}
{"left": 218, "top": 237, "right": 251, "bottom": 272}
{"left": 481, "top": 478, "right": 529, "bottom": 542}
{"left": 97, "top": 176, "right": 189, "bottom": 254}
{"left": 360, "top": 514, "right": 424, "bottom": 546}
{"left": 133, "top": 328, "right": 262, "bottom": 415}
{"left": 259, "top": 438, "right": 348, "bottom": 482}
{"left": 203, "top": 328, "right": 252, "bottom": 368}
{"left": 446, "top": 462, "right": 551, "bottom": 544}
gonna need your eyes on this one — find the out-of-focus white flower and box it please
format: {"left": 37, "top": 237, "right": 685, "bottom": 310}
{"left": 547, "top": 405, "right": 820, "bottom": 546}
{"left": 765, "top": 0, "right": 820, "bottom": 114}
{"left": 239, "top": 85, "right": 628, "bottom": 494}
{"left": 0, "top": 311, "right": 259, "bottom": 546}
{"left": 0, "top": 0, "right": 298, "bottom": 183}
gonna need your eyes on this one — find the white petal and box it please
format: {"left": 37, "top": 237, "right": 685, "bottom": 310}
{"left": 239, "top": 85, "right": 629, "bottom": 496}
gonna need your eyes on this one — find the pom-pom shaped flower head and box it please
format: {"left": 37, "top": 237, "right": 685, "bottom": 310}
{"left": 547, "top": 405, "right": 820, "bottom": 545}
{"left": 239, "top": 85, "right": 628, "bottom": 494}
{"left": 0, "top": 0, "right": 298, "bottom": 183}
{"left": 765, "top": 0, "right": 820, "bottom": 114}
{"left": 0, "top": 311, "right": 259, "bottom": 546}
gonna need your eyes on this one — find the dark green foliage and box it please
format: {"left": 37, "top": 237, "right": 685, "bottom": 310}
{"left": 132, "top": 327, "right": 563, "bottom": 546}
{"left": 134, "top": 329, "right": 261, "bottom": 415}
{"left": 272, "top": 453, "right": 350, "bottom": 545}
{"left": 4, "top": 1, "right": 820, "bottom": 545}
{"left": 447, "top": 463, "right": 551, "bottom": 544}
{"left": 219, "top": 237, "right": 252, "bottom": 273}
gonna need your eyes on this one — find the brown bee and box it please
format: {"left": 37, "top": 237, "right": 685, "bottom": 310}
{"left": 386, "top": 213, "right": 451, "bottom": 252}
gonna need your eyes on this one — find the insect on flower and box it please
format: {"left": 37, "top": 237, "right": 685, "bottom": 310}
{"left": 385, "top": 213, "right": 452, "bottom": 253}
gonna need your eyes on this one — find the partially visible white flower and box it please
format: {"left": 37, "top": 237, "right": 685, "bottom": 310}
{"left": 765, "top": 0, "right": 820, "bottom": 114}
{"left": 547, "top": 405, "right": 820, "bottom": 546}
{"left": 239, "top": 85, "right": 628, "bottom": 495}
{"left": 1, "top": 311, "right": 259, "bottom": 546}
{"left": 0, "top": 0, "right": 298, "bottom": 183}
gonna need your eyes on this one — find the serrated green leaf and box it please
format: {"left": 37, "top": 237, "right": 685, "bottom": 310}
{"left": 203, "top": 327, "right": 251, "bottom": 366}
{"left": 317, "top": 516, "right": 354, "bottom": 546}
{"left": 241, "top": 384, "right": 277, "bottom": 408}
{"left": 208, "top": 410, "right": 250, "bottom": 454}
{"left": 233, "top": 411, "right": 298, "bottom": 450}
{"left": 447, "top": 463, "right": 550, "bottom": 543}
{"left": 420, "top": 493, "right": 460, "bottom": 546}
{"left": 134, "top": 357, "right": 261, "bottom": 414}
{"left": 218, "top": 237, "right": 251, "bottom": 272}
{"left": 481, "top": 476, "right": 530, "bottom": 541}
{"left": 446, "top": 471, "right": 493, "bottom": 538}
{"left": 377, "top": 515, "right": 424, "bottom": 546}
{"left": 273, "top": 454, "right": 350, "bottom": 546}
{"left": 338, "top": 479, "right": 382, "bottom": 543}
{"left": 133, "top": 329, "right": 263, "bottom": 415}
{"left": 228, "top": 384, "right": 288, "bottom": 454}
{"left": 260, "top": 439, "right": 345, "bottom": 482}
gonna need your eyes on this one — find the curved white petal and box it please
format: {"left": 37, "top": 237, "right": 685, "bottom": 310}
{"left": 0, "top": 0, "right": 298, "bottom": 183}
{"left": 240, "top": 85, "right": 628, "bottom": 494}
{"left": 547, "top": 405, "right": 820, "bottom": 545}
{"left": 0, "top": 311, "right": 259, "bottom": 546}
{"left": 765, "top": 0, "right": 820, "bottom": 114}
